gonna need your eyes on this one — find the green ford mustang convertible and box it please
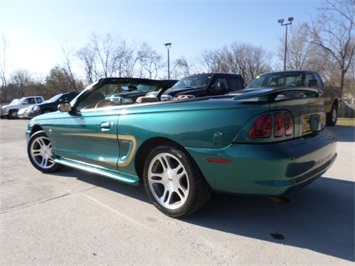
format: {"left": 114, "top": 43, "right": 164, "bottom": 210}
{"left": 26, "top": 78, "right": 337, "bottom": 218}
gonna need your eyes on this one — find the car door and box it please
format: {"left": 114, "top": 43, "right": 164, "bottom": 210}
{"left": 50, "top": 86, "right": 121, "bottom": 172}
{"left": 51, "top": 110, "right": 120, "bottom": 172}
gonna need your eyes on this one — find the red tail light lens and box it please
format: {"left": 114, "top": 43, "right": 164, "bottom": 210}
{"left": 285, "top": 112, "right": 293, "bottom": 136}
{"left": 249, "top": 114, "right": 272, "bottom": 138}
{"left": 274, "top": 112, "right": 284, "bottom": 137}
{"left": 249, "top": 112, "right": 293, "bottom": 139}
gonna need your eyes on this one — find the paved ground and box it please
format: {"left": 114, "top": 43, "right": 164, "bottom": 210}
{"left": 0, "top": 119, "right": 354, "bottom": 265}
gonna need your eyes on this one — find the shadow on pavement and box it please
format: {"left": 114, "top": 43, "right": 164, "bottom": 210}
{"left": 327, "top": 125, "right": 355, "bottom": 142}
{"left": 186, "top": 177, "right": 354, "bottom": 262}
{"left": 58, "top": 169, "right": 354, "bottom": 262}
{"left": 52, "top": 125, "right": 355, "bottom": 262}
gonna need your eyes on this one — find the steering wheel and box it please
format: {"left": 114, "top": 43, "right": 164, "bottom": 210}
{"left": 95, "top": 99, "right": 116, "bottom": 108}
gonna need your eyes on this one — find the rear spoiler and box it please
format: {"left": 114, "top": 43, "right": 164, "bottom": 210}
{"left": 232, "top": 87, "right": 323, "bottom": 101}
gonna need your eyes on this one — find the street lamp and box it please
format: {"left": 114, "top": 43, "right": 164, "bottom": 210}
{"left": 278, "top": 17, "right": 294, "bottom": 71}
{"left": 164, "top": 42, "right": 172, "bottom": 79}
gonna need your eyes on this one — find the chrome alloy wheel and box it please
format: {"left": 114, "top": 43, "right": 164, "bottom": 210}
{"left": 29, "top": 134, "right": 56, "bottom": 170}
{"left": 147, "top": 152, "right": 190, "bottom": 210}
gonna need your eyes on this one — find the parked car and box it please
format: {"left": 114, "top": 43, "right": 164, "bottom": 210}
{"left": 161, "top": 73, "right": 245, "bottom": 101}
{"left": 1, "top": 96, "right": 45, "bottom": 119}
{"left": 28, "top": 91, "right": 80, "bottom": 119}
{"left": 244, "top": 70, "right": 343, "bottom": 126}
{"left": 17, "top": 105, "right": 34, "bottom": 119}
{"left": 26, "top": 78, "right": 337, "bottom": 218}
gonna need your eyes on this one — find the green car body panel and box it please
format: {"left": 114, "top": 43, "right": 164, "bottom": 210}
{"left": 26, "top": 80, "right": 337, "bottom": 198}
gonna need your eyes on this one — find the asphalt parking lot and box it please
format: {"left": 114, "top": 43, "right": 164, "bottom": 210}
{"left": 0, "top": 119, "right": 354, "bottom": 265}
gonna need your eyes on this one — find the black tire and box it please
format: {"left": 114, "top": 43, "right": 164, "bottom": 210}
{"left": 7, "top": 110, "right": 18, "bottom": 119}
{"left": 143, "top": 144, "right": 212, "bottom": 218}
{"left": 27, "top": 130, "right": 62, "bottom": 173}
{"left": 326, "top": 104, "right": 338, "bottom": 126}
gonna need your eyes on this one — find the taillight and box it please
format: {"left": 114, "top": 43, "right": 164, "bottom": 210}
{"left": 285, "top": 112, "right": 293, "bottom": 136}
{"left": 249, "top": 111, "right": 293, "bottom": 139}
{"left": 248, "top": 114, "right": 272, "bottom": 138}
{"left": 273, "top": 112, "right": 284, "bottom": 137}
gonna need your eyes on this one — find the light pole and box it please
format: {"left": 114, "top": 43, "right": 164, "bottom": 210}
{"left": 278, "top": 17, "right": 294, "bottom": 71}
{"left": 164, "top": 42, "right": 171, "bottom": 79}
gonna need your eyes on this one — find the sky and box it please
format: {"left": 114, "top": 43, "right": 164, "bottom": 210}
{"left": 1, "top": 0, "right": 324, "bottom": 80}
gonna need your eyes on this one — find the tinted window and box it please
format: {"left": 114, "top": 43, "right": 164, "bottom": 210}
{"left": 209, "top": 78, "right": 230, "bottom": 95}
{"left": 312, "top": 73, "right": 323, "bottom": 87}
{"left": 230, "top": 77, "right": 244, "bottom": 91}
{"left": 172, "top": 74, "right": 212, "bottom": 89}
{"left": 247, "top": 72, "right": 302, "bottom": 88}
{"left": 304, "top": 74, "right": 314, "bottom": 87}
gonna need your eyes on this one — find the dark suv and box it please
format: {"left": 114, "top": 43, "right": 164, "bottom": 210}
{"left": 28, "top": 91, "right": 80, "bottom": 118}
{"left": 161, "top": 73, "right": 245, "bottom": 101}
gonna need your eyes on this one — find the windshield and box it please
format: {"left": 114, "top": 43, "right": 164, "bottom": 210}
{"left": 48, "top": 94, "right": 63, "bottom": 102}
{"left": 172, "top": 74, "right": 212, "bottom": 89}
{"left": 247, "top": 72, "right": 302, "bottom": 88}
{"left": 9, "top": 99, "right": 19, "bottom": 105}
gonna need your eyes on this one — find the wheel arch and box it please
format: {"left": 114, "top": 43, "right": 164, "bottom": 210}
{"left": 332, "top": 98, "right": 339, "bottom": 110}
{"left": 29, "top": 124, "right": 45, "bottom": 137}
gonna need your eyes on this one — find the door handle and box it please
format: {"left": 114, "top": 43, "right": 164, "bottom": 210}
{"left": 100, "top": 122, "right": 112, "bottom": 130}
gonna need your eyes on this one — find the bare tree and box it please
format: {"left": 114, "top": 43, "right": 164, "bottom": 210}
{"left": 280, "top": 23, "right": 320, "bottom": 70}
{"left": 60, "top": 42, "right": 81, "bottom": 90}
{"left": 307, "top": 0, "right": 355, "bottom": 94}
{"left": 76, "top": 45, "right": 97, "bottom": 84}
{"left": 0, "top": 35, "right": 9, "bottom": 102}
{"left": 136, "top": 43, "right": 163, "bottom": 79}
{"left": 76, "top": 33, "right": 171, "bottom": 80}
{"left": 10, "top": 69, "right": 32, "bottom": 97}
{"left": 45, "top": 66, "right": 84, "bottom": 96}
{"left": 231, "top": 42, "right": 272, "bottom": 82}
{"left": 90, "top": 33, "right": 118, "bottom": 78}
{"left": 173, "top": 56, "right": 193, "bottom": 78}
{"left": 198, "top": 43, "right": 272, "bottom": 83}
{"left": 112, "top": 40, "right": 138, "bottom": 78}
{"left": 199, "top": 49, "right": 227, "bottom": 73}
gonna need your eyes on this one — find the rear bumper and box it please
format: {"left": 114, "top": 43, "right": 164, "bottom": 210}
{"left": 187, "top": 129, "right": 337, "bottom": 195}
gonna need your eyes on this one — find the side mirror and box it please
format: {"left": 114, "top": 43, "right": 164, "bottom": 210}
{"left": 58, "top": 103, "right": 72, "bottom": 112}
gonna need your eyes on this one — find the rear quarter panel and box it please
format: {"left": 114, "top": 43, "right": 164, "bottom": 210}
{"left": 117, "top": 99, "right": 269, "bottom": 149}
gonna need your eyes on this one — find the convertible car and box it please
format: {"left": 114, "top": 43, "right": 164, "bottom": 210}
{"left": 26, "top": 78, "right": 337, "bottom": 218}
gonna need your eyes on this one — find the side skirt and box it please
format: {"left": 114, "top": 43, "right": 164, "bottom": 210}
{"left": 54, "top": 157, "right": 140, "bottom": 185}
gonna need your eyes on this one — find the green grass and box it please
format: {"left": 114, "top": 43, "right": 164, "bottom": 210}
{"left": 337, "top": 118, "right": 355, "bottom": 126}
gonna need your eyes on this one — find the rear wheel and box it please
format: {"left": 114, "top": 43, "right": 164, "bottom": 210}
{"left": 27, "top": 131, "right": 62, "bottom": 173}
{"left": 326, "top": 104, "right": 338, "bottom": 126}
{"left": 143, "top": 144, "right": 212, "bottom": 218}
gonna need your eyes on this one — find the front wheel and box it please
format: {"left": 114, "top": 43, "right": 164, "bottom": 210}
{"left": 27, "top": 131, "right": 62, "bottom": 173}
{"left": 326, "top": 104, "right": 338, "bottom": 126}
{"left": 143, "top": 144, "right": 212, "bottom": 218}
{"left": 8, "top": 110, "right": 18, "bottom": 119}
